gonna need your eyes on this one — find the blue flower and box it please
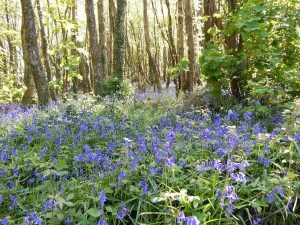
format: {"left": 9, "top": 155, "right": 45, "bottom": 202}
{"left": 97, "top": 218, "right": 107, "bottom": 225}
{"left": 253, "top": 218, "right": 262, "bottom": 225}
{"left": 119, "top": 170, "right": 126, "bottom": 180}
{"left": 65, "top": 217, "right": 71, "bottom": 225}
{"left": 99, "top": 191, "right": 106, "bottom": 209}
{"left": 266, "top": 192, "right": 275, "bottom": 204}
{"left": 24, "top": 212, "right": 42, "bottom": 225}
{"left": 9, "top": 196, "right": 17, "bottom": 210}
{"left": 117, "top": 204, "right": 129, "bottom": 219}
{"left": 216, "top": 189, "right": 222, "bottom": 198}
{"left": 185, "top": 216, "right": 199, "bottom": 225}
{"left": 176, "top": 211, "right": 185, "bottom": 223}
{"left": 139, "top": 178, "right": 149, "bottom": 197}
{"left": 0, "top": 218, "right": 9, "bottom": 225}
{"left": 43, "top": 199, "right": 57, "bottom": 211}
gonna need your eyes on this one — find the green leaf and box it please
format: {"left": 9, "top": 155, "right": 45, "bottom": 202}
{"left": 86, "top": 208, "right": 100, "bottom": 218}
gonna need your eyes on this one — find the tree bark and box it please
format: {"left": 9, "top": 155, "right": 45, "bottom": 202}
{"left": 21, "top": 0, "right": 50, "bottom": 105}
{"left": 21, "top": 21, "right": 36, "bottom": 104}
{"left": 108, "top": 0, "right": 116, "bottom": 76}
{"left": 112, "top": 0, "right": 127, "bottom": 83}
{"left": 185, "top": 0, "right": 195, "bottom": 92}
{"left": 85, "top": 0, "right": 104, "bottom": 95}
{"left": 143, "top": 0, "right": 162, "bottom": 92}
{"left": 36, "top": 0, "right": 56, "bottom": 101}
{"left": 177, "top": 0, "right": 187, "bottom": 90}
{"left": 98, "top": 0, "right": 107, "bottom": 79}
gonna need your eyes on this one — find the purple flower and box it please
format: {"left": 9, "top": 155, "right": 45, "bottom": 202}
{"left": 228, "top": 109, "right": 237, "bottom": 121}
{"left": 231, "top": 172, "right": 247, "bottom": 184}
{"left": 185, "top": 216, "right": 199, "bottom": 225}
{"left": 177, "top": 211, "right": 185, "bottom": 223}
{"left": 119, "top": 170, "right": 126, "bottom": 180}
{"left": 273, "top": 186, "right": 284, "bottom": 197}
{"left": 99, "top": 191, "right": 106, "bottom": 209}
{"left": 117, "top": 205, "right": 129, "bottom": 219}
{"left": 0, "top": 170, "right": 6, "bottom": 176}
{"left": 253, "top": 218, "right": 262, "bottom": 225}
{"left": 266, "top": 192, "right": 275, "bottom": 204}
{"left": 0, "top": 195, "right": 3, "bottom": 206}
{"left": 9, "top": 196, "right": 17, "bottom": 210}
{"left": 224, "top": 186, "right": 239, "bottom": 202}
{"left": 294, "top": 133, "right": 300, "bottom": 142}
{"left": 164, "top": 156, "right": 176, "bottom": 168}
{"left": 264, "top": 158, "right": 270, "bottom": 168}
{"left": 258, "top": 156, "right": 263, "bottom": 164}
{"left": 39, "top": 146, "right": 47, "bottom": 159}
{"left": 43, "top": 199, "right": 57, "bottom": 211}
{"left": 216, "top": 148, "right": 226, "bottom": 156}
{"left": 13, "top": 168, "right": 19, "bottom": 177}
{"left": 24, "top": 212, "right": 42, "bottom": 225}
{"left": 0, "top": 218, "right": 9, "bottom": 225}
{"left": 97, "top": 218, "right": 107, "bottom": 225}
{"left": 139, "top": 178, "right": 149, "bottom": 197}
{"left": 216, "top": 189, "right": 223, "bottom": 198}
{"left": 65, "top": 217, "right": 71, "bottom": 225}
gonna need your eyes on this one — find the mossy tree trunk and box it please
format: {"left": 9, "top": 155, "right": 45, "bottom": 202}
{"left": 112, "top": 0, "right": 127, "bottom": 85}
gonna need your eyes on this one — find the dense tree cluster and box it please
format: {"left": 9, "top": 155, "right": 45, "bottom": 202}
{"left": 0, "top": 0, "right": 299, "bottom": 106}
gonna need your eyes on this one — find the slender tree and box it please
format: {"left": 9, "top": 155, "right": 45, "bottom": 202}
{"left": 143, "top": 0, "right": 162, "bottom": 92}
{"left": 108, "top": 0, "right": 116, "bottom": 76}
{"left": 98, "top": 0, "right": 107, "bottom": 79}
{"left": 85, "top": 0, "right": 104, "bottom": 95}
{"left": 177, "top": 0, "right": 186, "bottom": 90}
{"left": 20, "top": 0, "right": 50, "bottom": 105}
{"left": 112, "top": 0, "right": 127, "bottom": 83}
{"left": 36, "top": 0, "right": 56, "bottom": 101}
{"left": 184, "top": 0, "right": 195, "bottom": 92}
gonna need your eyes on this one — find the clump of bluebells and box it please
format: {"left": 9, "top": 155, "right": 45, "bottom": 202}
{"left": 0, "top": 100, "right": 299, "bottom": 224}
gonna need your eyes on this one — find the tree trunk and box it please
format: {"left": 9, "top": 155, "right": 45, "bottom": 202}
{"left": 112, "top": 0, "right": 127, "bottom": 83}
{"left": 185, "top": 0, "right": 195, "bottom": 92}
{"left": 143, "top": 0, "right": 162, "bottom": 92}
{"left": 108, "top": 0, "right": 116, "bottom": 76}
{"left": 203, "top": 0, "right": 218, "bottom": 44}
{"left": 98, "top": 0, "right": 107, "bottom": 79}
{"left": 165, "top": 0, "right": 177, "bottom": 66}
{"left": 85, "top": 0, "right": 104, "bottom": 95}
{"left": 177, "top": 0, "right": 187, "bottom": 91}
{"left": 36, "top": 0, "right": 56, "bottom": 101}
{"left": 71, "top": 0, "right": 78, "bottom": 96}
{"left": 5, "top": 0, "right": 17, "bottom": 74}
{"left": 20, "top": 0, "right": 50, "bottom": 105}
{"left": 21, "top": 22, "right": 36, "bottom": 104}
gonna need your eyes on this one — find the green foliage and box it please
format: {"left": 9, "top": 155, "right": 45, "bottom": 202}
{"left": 0, "top": 75, "right": 25, "bottom": 103}
{"left": 103, "top": 77, "right": 134, "bottom": 99}
{"left": 167, "top": 58, "right": 190, "bottom": 79}
{"left": 200, "top": 0, "right": 300, "bottom": 105}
